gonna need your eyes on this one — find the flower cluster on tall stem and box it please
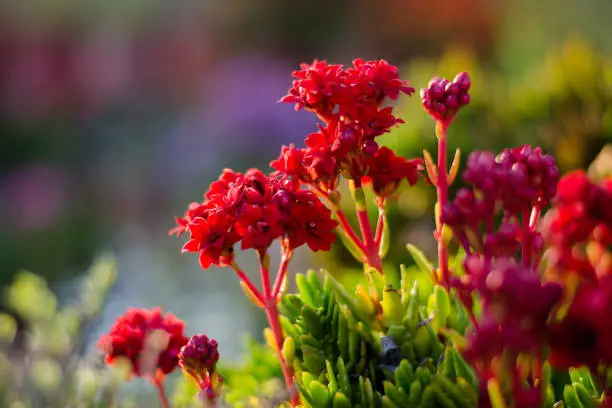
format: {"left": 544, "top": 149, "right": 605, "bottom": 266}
{"left": 421, "top": 72, "right": 471, "bottom": 286}
{"left": 275, "top": 59, "right": 422, "bottom": 276}
{"left": 543, "top": 171, "right": 612, "bottom": 394}
{"left": 438, "top": 143, "right": 563, "bottom": 407}
{"left": 172, "top": 169, "right": 340, "bottom": 406}
{"left": 178, "top": 334, "right": 222, "bottom": 407}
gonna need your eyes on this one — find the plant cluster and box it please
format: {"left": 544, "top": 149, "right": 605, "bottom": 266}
{"left": 7, "top": 57, "right": 611, "bottom": 407}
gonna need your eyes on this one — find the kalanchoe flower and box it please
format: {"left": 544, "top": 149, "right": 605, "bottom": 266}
{"left": 183, "top": 212, "right": 239, "bottom": 269}
{"left": 442, "top": 145, "right": 558, "bottom": 262}
{"left": 363, "top": 147, "right": 423, "bottom": 198}
{"left": 168, "top": 202, "right": 210, "bottom": 237}
{"left": 285, "top": 190, "right": 338, "bottom": 251}
{"left": 543, "top": 170, "right": 612, "bottom": 282}
{"left": 420, "top": 72, "right": 471, "bottom": 122}
{"left": 179, "top": 334, "right": 222, "bottom": 403}
{"left": 549, "top": 276, "right": 612, "bottom": 371}
{"left": 277, "top": 59, "right": 417, "bottom": 186}
{"left": 174, "top": 168, "right": 338, "bottom": 270}
{"left": 98, "top": 308, "right": 188, "bottom": 377}
{"left": 459, "top": 258, "right": 563, "bottom": 408}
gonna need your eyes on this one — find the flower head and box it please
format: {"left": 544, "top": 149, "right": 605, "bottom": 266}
{"left": 179, "top": 334, "right": 222, "bottom": 403}
{"left": 179, "top": 334, "right": 220, "bottom": 375}
{"left": 98, "top": 308, "right": 188, "bottom": 377}
{"left": 363, "top": 147, "right": 423, "bottom": 198}
{"left": 278, "top": 59, "right": 417, "bottom": 186}
{"left": 175, "top": 168, "right": 338, "bottom": 269}
{"left": 421, "top": 72, "right": 471, "bottom": 122}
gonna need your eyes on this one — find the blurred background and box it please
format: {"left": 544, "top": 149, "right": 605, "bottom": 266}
{"left": 1, "top": 0, "right": 612, "bottom": 382}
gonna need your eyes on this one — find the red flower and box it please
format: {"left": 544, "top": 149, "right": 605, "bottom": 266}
{"left": 182, "top": 212, "right": 238, "bottom": 269}
{"left": 364, "top": 147, "right": 422, "bottom": 197}
{"left": 98, "top": 308, "right": 188, "bottom": 377}
{"left": 279, "top": 59, "right": 414, "bottom": 188}
{"left": 287, "top": 190, "right": 338, "bottom": 251}
{"left": 280, "top": 60, "right": 347, "bottom": 119}
{"left": 235, "top": 203, "right": 283, "bottom": 250}
{"left": 270, "top": 144, "right": 308, "bottom": 181}
{"left": 549, "top": 277, "right": 612, "bottom": 370}
{"left": 169, "top": 202, "right": 212, "bottom": 237}
{"left": 206, "top": 168, "right": 243, "bottom": 200}
{"left": 348, "top": 58, "right": 415, "bottom": 102}
{"left": 549, "top": 170, "right": 612, "bottom": 246}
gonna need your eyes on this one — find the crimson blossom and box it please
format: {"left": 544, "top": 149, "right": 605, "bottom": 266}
{"left": 98, "top": 307, "right": 188, "bottom": 377}
{"left": 274, "top": 59, "right": 421, "bottom": 195}
{"left": 543, "top": 171, "right": 612, "bottom": 371}
{"left": 172, "top": 169, "right": 337, "bottom": 269}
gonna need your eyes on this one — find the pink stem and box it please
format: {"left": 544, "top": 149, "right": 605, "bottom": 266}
{"left": 374, "top": 206, "right": 385, "bottom": 247}
{"left": 436, "top": 121, "right": 450, "bottom": 285}
{"left": 308, "top": 186, "right": 367, "bottom": 254}
{"left": 231, "top": 263, "right": 265, "bottom": 305}
{"left": 357, "top": 207, "right": 375, "bottom": 248}
{"left": 272, "top": 250, "right": 292, "bottom": 298}
{"left": 151, "top": 376, "right": 170, "bottom": 408}
{"left": 258, "top": 255, "right": 300, "bottom": 406}
{"left": 335, "top": 208, "right": 367, "bottom": 252}
{"left": 356, "top": 206, "right": 383, "bottom": 273}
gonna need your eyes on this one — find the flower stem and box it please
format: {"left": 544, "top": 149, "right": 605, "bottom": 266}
{"left": 374, "top": 205, "right": 386, "bottom": 247}
{"left": 259, "top": 255, "right": 300, "bottom": 406}
{"left": 356, "top": 206, "right": 383, "bottom": 273}
{"left": 151, "top": 376, "right": 170, "bottom": 408}
{"left": 272, "top": 250, "right": 292, "bottom": 298}
{"left": 435, "top": 120, "right": 450, "bottom": 285}
{"left": 335, "top": 208, "right": 367, "bottom": 252}
{"left": 231, "top": 263, "right": 265, "bottom": 305}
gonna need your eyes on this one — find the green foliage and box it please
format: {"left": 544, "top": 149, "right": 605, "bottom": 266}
{"left": 276, "top": 267, "right": 479, "bottom": 407}
{"left": 0, "top": 256, "right": 118, "bottom": 407}
{"left": 220, "top": 335, "right": 287, "bottom": 407}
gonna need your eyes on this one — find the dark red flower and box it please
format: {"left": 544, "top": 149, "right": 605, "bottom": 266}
{"left": 270, "top": 144, "right": 308, "bottom": 182}
{"left": 364, "top": 147, "right": 422, "bottom": 197}
{"left": 179, "top": 334, "right": 220, "bottom": 374}
{"left": 206, "top": 168, "right": 243, "bottom": 200}
{"left": 178, "top": 334, "right": 222, "bottom": 402}
{"left": 182, "top": 212, "right": 238, "bottom": 269}
{"left": 421, "top": 72, "right": 471, "bottom": 122}
{"left": 98, "top": 308, "right": 188, "bottom": 377}
{"left": 347, "top": 58, "right": 415, "bottom": 103}
{"left": 549, "top": 277, "right": 612, "bottom": 370}
{"left": 548, "top": 170, "right": 612, "bottom": 247}
{"left": 280, "top": 60, "right": 347, "bottom": 119}
{"left": 235, "top": 203, "right": 283, "bottom": 250}
{"left": 169, "top": 202, "right": 210, "bottom": 237}
{"left": 286, "top": 190, "right": 338, "bottom": 251}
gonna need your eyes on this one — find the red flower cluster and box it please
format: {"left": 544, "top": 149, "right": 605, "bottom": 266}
{"left": 98, "top": 308, "right": 188, "bottom": 377}
{"left": 172, "top": 169, "right": 338, "bottom": 268}
{"left": 443, "top": 145, "right": 558, "bottom": 262}
{"left": 443, "top": 146, "right": 562, "bottom": 407}
{"left": 549, "top": 276, "right": 612, "bottom": 370}
{"left": 543, "top": 171, "right": 612, "bottom": 370}
{"left": 420, "top": 73, "right": 471, "bottom": 122}
{"left": 459, "top": 257, "right": 562, "bottom": 408}
{"left": 179, "top": 334, "right": 222, "bottom": 401}
{"left": 545, "top": 171, "right": 612, "bottom": 280}
{"left": 275, "top": 59, "right": 421, "bottom": 195}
